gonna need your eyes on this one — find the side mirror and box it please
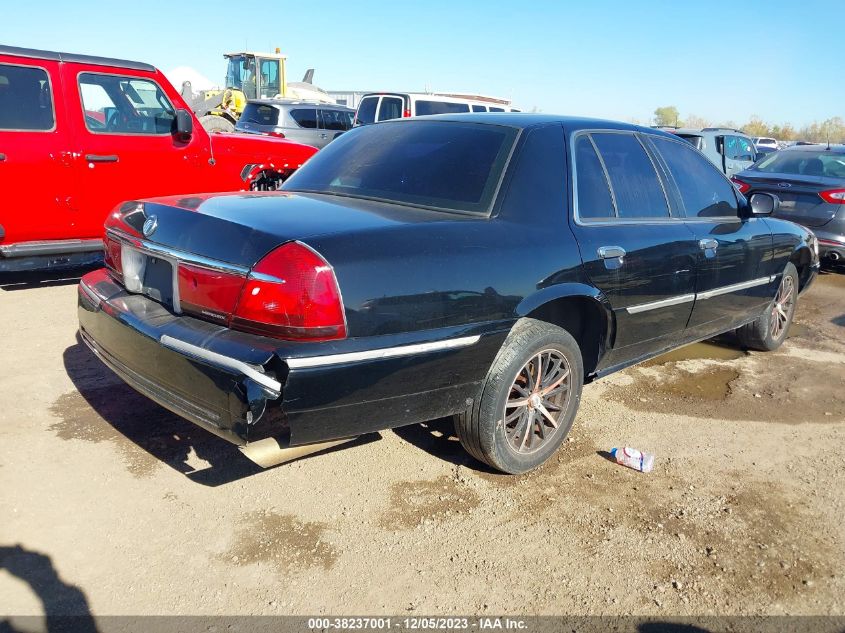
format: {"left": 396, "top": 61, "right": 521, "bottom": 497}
{"left": 173, "top": 109, "right": 193, "bottom": 140}
{"left": 749, "top": 192, "right": 779, "bottom": 216}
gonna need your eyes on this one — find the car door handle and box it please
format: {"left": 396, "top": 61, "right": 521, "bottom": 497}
{"left": 597, "top": 245, "right": 626, "bottom": 260}
{"left": 699, "top": 239, "right": 718, "bottom": 250}
{"left": 85, "top": 154, "right": 119, "bottom": 163}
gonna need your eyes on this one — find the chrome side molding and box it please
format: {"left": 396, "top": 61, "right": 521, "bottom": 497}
{"left": 286, "top": 335, "right": 482, "bottom": 369}
{"left": 626, "top": 276, "right": 777, "bottom": 314}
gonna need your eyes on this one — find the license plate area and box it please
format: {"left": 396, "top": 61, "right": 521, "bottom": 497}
{"left": 121, "top": 244, "right": 178, "bottom": 311}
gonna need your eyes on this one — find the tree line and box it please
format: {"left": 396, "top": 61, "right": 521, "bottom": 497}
{"left": 650, "top": 106, "right": 844, "bottom": 144}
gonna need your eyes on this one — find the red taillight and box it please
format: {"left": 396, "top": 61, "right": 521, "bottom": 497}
{"left": 103, "top": 234, "right": 123, "bottom": 275}
{"left": 731, "top": 177, "right": 751, "bottom": 194}
{"left": 231, "top": 242, "right": 346, "bottom": 341}
{"left": 177, "top": 264, "right": 246, "bottom": 322}
{"left": 268, "top": 131, "right": 286, "bottom": 138}
{"left": 820, "top": 188, "right": 845, "bottom": 204}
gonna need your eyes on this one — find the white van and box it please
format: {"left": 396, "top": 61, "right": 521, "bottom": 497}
{"left": 354, "top": 92, "right": 518, "bottom": 125}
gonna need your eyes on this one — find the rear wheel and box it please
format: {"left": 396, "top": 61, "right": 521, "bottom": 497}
{"left": 199, "top": 114, "right": 235, "bottom": 133}
{"left": 455, "top": 319, "right": 583, "bottom": 474}
{"left": 735, "top": 262, "right": 798, "bottom": 351}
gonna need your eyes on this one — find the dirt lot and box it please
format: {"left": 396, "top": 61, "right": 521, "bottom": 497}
{"left": 1, "top": 268, "right": 844, "bottom": 618}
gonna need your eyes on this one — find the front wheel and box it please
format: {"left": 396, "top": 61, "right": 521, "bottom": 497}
{"left": 735, "top": 262, "right": 799, "bottom": 351}
{"left": 455, "top": 319, "right": 584, "bottom": 474}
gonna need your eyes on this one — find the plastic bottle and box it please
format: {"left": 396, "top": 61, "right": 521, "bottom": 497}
{"left": 610, "top": 447, "right": 655, "bottom": 473}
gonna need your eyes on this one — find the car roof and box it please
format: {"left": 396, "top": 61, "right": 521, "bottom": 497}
{"left": 673, "top": 127, "right": 748, "bottom": 135}
{"left": 779, "top": 144, "right": 845, "bottom": 154}
{"left": 389, "top": 112, "right": 675, "bottom": 137}
{"left": 248, "top": 99, "right": 354, "bottom": 111}
{"left": 0, "top": 44, "right": 155, "bottom": 72}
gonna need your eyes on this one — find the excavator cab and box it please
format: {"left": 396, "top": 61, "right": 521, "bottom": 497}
{"left": 224, "top": 53, "right": 285, "bottom": 101}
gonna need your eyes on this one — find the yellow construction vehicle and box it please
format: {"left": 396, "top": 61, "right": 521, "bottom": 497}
{"left": 183, "top": 49, "right": 288, "bottom": 133}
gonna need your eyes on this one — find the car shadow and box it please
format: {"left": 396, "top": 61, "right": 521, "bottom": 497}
{"left": 392, "top": 417, "right": 503, "bottom": 475}
{"left": 0, "top": 544, "right": 98, "bottom": 633}
{"left": 61, "top": 334, "right": 379, "bottom": 486}
{"left": 0, "top": 265, "right": 98, "bottom": 292}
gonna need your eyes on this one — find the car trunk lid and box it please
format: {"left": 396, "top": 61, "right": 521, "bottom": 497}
{"left": 734, "top": 171, "right": 843, "bottom": 227}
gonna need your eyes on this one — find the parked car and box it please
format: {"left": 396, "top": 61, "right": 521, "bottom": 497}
{"left": 754, "top": 137, "right": 779, "bottom": 151}
{"left": 732, "top": 144, "right": 845, "bottom": 265}
{"left": 754, "top": 145, "right": 777, "bottom": 159}
{"left": 235, "top": 99, "right": 354, "bottom": 149}
{"left": 78, "top": 115, "right": 819, "bottom": 474}
{"left": 0, "top": 45, "right": 317, "bottom": 272}
{"left": 672, "top": 127, "right": 759, "bottom": 177}
{"left": 353, "top": 92, "right": 517, "bottom": 126}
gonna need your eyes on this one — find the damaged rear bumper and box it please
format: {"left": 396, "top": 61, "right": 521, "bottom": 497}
{"left": 78, "top": 268, "right": 508, "bottom": 464}
{"left": 78, "top": 268, "right": 287, "bottom": 447}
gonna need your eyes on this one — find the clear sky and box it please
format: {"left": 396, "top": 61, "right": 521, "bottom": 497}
{"left": 3, "top": 0, "right": 840, "bottom": 127}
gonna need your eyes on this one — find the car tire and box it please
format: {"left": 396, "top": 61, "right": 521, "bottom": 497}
{"left": 735, "top": 262, "right": 799, "bottom": 352}
{"left": 199, "top": 114, "right": 236, "bottom": 133}
{"left": 455, "top": 318, "right": 583, "bottom": 474}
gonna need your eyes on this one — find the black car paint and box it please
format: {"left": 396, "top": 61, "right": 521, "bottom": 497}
{"left": 78, "top": 114, "right": 819, "bottom": 451}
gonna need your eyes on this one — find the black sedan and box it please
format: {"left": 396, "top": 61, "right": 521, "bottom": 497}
{"left": 78, "top": 114, "right": 819, "bottom": 474}
{"left": 732, "top": 144, "right": 845, "bottom": 265}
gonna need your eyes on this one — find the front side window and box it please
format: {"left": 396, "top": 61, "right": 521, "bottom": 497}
{"left": 724, "top": 135, "right": 741, "bottom": 160}
{"left": 574, "top": 135, "right": 614, "bottom": 220}
{"left": 590, "top": 132, "right": 669, "bottom": 219}
{"left": 415, "top": 100, "right": 470, "bottom": 116}
{"left": 355, "top": 97, "right": 378, "bottom": 125}
{"left": 651, "top": 136, "right": 738, "bottom": 218}
{"left": 289, "top": 108, "right": 317, "bottom": 129}
{"left": 377, "top": 96, "right": 403, "bottom": 122}
{"left": 735, "top": 136, "right": 756, "bottom": 161}
{"left": 282, "top": 120, "right": 518, "bottom": 214}
{"left": 472, "top": 105, "right": 487, "bottom": 112}
{"left": 0, "top": 64, "right": 54, "bottom": 131}
{"left": 79, "top": 74, "right": 175, "bottom": 134}
{"left": 258, "top": 59, "right": 281, "bottom": 98}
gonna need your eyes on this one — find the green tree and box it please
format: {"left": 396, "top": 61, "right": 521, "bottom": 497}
{"left": 742, "top": 116, "right": 769, "bottom": 137}
{"left": 653, "top": 106, "right": 681, "bottom": 127}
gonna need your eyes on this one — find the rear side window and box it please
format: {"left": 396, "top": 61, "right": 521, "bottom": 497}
{"left": 289, "top": 108, "right": 317, "bottom": 129}
{"left": 677, "top": 134, "right": 704, "bottom": 150}
{"left": 319, "top": 109, "right": 353, "bottom": 131}
{"left": 472, "top": 105, "right": 487, "bottom": 112}
{"left": 79, "top": 73, "right": 174, "bottom": 134}
{"left": 489, "top": 107, "right": 505, "bottom": 112}
{"left": 591, "top": 132, "right": 669, "bottom": 219}
{"left": 574, "top": 136, "right": 615, "bottom": 220}
{"left": 355, "top": 97, "right": 378, "bottom": 125}
{"left": 241, "top": 103, "right": 279, "bottom": 126}
{"left": 651, "top": 137, "right": 738, "bottom": 218}
{"left": 0, "top": 64, "right": 54, "bottom": 131}
{"left": 415, "top": 100, "right": 470, "bottom": 116}
{"left": 377, "top": 96, "right": 403, "bottom": 122}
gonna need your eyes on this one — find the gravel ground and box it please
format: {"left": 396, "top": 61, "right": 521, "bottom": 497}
{"left": 1, "top": 268, "right": 843, "bottom": 618}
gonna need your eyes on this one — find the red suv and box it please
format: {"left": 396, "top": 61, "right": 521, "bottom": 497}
{"left": 0, "top": 45, "right": 318, "bottom": 272}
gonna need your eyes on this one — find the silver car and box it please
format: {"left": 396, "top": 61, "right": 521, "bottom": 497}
{"left": 235, "top": 99, "right": 354, "bottom": 149}
{"left": 672, "top": 127, "right": 760, "bottom": 177}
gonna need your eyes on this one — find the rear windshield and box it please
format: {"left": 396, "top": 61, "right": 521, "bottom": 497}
{"left": 239, "top": 103, "right": 279, "bottom": 127}
{"left": 677, "top": 134, "right": 704, "bottom": 150}
{"left": 415, "top": 100, "right": 471, "bottom": 116}
{"left": 281, "top": 120, "right": 518, "bottom": 214}
{"left": 752, "top": 151, "right": 845, "bottom": 178}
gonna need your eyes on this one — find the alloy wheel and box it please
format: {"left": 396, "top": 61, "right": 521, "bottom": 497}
{"left": 503, "top": 349, "right": 572, "bottom": 455}
{"left": 770, "top": 274, "right": 795, "bottom": 341}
